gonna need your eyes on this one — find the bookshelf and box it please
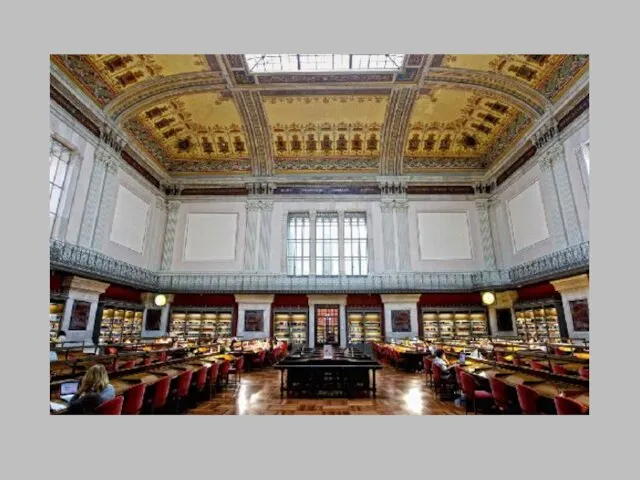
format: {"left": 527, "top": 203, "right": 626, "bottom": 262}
{"left": 97, "top": 302, "right": 144, "bottom": 344}
{"left": 347, "top": 307, "right": 382, "bottom": 345}
{"left": 169, "top": 307, "right": 234, "bottom": 345}
{"left": 49, "top": 301, "right": 65, "bottom": 340}
{"left": 421, "top": 306, "right": 488, "bottom": 340}
{"left": 273, "top": 307, "right": 308, "bottom": 347}
{"left": 513, "top": 299, "right": 565, "bottom": 342}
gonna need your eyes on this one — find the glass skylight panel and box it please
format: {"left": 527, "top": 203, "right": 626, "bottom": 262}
{"left": 245, "top": 54, "right": 405, "bottom": 72}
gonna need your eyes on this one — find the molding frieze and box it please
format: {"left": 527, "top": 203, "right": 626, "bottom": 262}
{"left": 160, "top": 201, "right": 181, "bottom": 271}
{"left": 49, "top": 240, "right": 589, "bottom": 293}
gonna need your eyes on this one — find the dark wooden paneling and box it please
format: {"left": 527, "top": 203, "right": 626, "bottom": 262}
{"left": 272, "top": 294, "right": 309, "bottom": 306}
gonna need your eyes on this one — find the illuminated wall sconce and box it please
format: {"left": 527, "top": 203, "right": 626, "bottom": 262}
{"left": 481, "top": 291, "right": 496, "bottom": 306}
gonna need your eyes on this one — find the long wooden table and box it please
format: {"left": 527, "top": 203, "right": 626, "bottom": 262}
{"left": 461, "top": 360, "right": 589, "bottom": 410}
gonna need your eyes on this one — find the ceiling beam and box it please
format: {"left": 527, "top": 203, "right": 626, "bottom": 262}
{"left": 379, "top": 87, "right": 418, "bottom": 175}
{"left": 231, "top": 90, "right": 273, "bottom": 177}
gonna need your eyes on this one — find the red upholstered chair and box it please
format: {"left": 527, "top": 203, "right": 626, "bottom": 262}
{"left": 495, "top": 352, "right": 505, "bottom": 363}
{"left": 552, "top": 364, "right": 569, "bottom": 375}
{"left": 229, "top": 356, "right": 245, "bottom": 386}
{"left": 208, "top": 362, "right": 220, "bottom": 399}
{"left": 95, "top": 396, "right": 124, "bottom": 415}
{"left": 489, "top": 376, "right": 510, "bottom": 414}
{"left": 192, "top": 366, "right": 208, "bottom": 393}
{"left": 149, "top": 376, "right": 171, "bottom": 414}
{"left": 105, "top": 347, "right": 118, "bottom": 355}
{"left": 122, "top": 383, "right": 146, "bottom": 415}
{"left": 530, "top": 360, "right": 547, "bottom": 372}
{"left": 516, "top": 384, "right": 540, "bottom": 414}
{"left": 554, "top": 395, "right": 588, "bottom": 415}
{"left": 218, "top": 360, "right": 231, "bottom": 389}
{"left": 252, "top": 350, "right": 267, "bottom": 369}
{"left": 143, "top": 356, "right": 152, "bottom": 366}
{"left": 512, "top": 356, "right": 523, "bottom": 367}
{"left": 554, "top": 347, "right": 569, "bottom": 356}
{"left": 459, "top": 371, "right": 493, "bottom": 414}
{"left": 423, "top": 357, "right": 433, "bottom": 388}
{"left": 431, "top": 363, "right": 455, "bottom": 400}
{"left": 578, "top": 366, "right": 589, "bottom": 380}
{"left": 158, "top": 352, "right": 168, "bottom": 363}
{"left": 173, "top": 370, "right": 194, "bottom": 413}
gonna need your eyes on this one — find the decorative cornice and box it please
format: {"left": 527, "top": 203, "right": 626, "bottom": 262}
{"left": 62, "top": 276, "right": 110, "bottom": 294}
{"left": 550, "top": 273, "right": 589, "bottom": 292}
{"left": 50, "top": 240, "right": 589, "bottom": 293}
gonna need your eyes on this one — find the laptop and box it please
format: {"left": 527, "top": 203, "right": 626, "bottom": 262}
{"left": 59, "top": 381, "right": 79, "bottom": 402}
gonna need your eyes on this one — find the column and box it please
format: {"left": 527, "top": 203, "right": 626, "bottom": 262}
{"left": 160, "top": 200, "right": 181, "bottom": 271}
{"left": 548, "top": 142, "right": 583, "bottom": 246}
{"left": 60, "top": 276, "right": 110, "bottom": 346}
{"left": 395, "top": 198, "right": 411, "bottom": 271}
{"left": 380, "top": 294, "right": 421, "bottom": 342}
{"left": 257, "top": 200, "right": 274, "bottom": 272}
{"left": 487, "top": 198, "right": 504, "bottom": 268}
{"left": 234, "top": 294, "right": 275, "bottom": 340}
{"left": 475, "top": 199, "right": 497, "bottom": 270}
{"left": 539, "top": 149, "right": 568, "bottom": 250}
{"left": 309, "top": 210, "right": 317, "bottom": 275}
{"left": 380, "top": 199, "right": 396, "bottom": 272}
{"left": 244, "top": 200, "right": 260, "bottom": 271}
{"left": 550, "top": 274, "right": 590, "bottom": 341}
{"left": 77, "top": 149, "right": 109, "bottom": 247}
{"left": 339, "top": 304, "right": 347, "bottom": 348}
{"left": 92, "top": 156, "right": 119, "bottom": 250}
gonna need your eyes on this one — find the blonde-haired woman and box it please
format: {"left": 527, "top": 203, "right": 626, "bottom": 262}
{"left": 68, "top": 364, "right": 116, "bottom": 414}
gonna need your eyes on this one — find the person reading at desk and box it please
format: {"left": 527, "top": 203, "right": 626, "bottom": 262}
{"left": 67, "top": 364, "right": 115, "bottom": 415}
{"left": 433, "top": 349, "right": 457, "bottom": 384}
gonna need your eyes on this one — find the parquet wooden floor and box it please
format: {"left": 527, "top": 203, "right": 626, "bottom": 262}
{"left": 188, "top": 366, "right": 463, "bottom": 415}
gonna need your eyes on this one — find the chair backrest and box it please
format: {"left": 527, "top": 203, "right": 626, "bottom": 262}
{"left": 552, "top": 364, "right": 569, "bottom": 375}
{"left": 530, "top": 360, "right": 547, "bottom": 371}
{"left": 259, "top": 349, "right": 266, "bottom": 362}
{"left": 453, "top": 364, "right": 463, "bottom": 385}
{"left": 489, "top": 376, "right": 509, "bottom": 411}
{"left": 143, "top": 356, "right": 152, "bottom": 366}
{"left": 578, "top": 366, "right": 589, "bottom": 379}
{"left": 235, "top": 356, "right": 245, "bottom": 373}
{"left": 159, "top": 352, "right": 168, "bottom": 363}
{"left": 152, "top": 376, "right": 171, "bottom": 410}
{"left": 516, "top": 384, "right": 540, "bottom": 414}
{"left": 423, "top": 357, "right": 432, "bottom": 373}
{"left": 512, "top": 356, "right": 522, "bottom": 366}
{"left": 176, "top": 370, "right": 194, "bottom": 398}
{"left": 95, "top": 396, "right": 124, "bottom": 415}
{"left": 218, "top": 360, "right": 231, "bottom": 378}
{"left": 105, "top": 347, "right": 118, "bottom": 355}
{"left": 495, "top": 352, "right": 505, "bottom": 363}
{"left": 208, "top": 362, "right": 220, "bottom": 383}
{"left": 432, "top": 362, "right": 442, "bottom": 382}
{"left": 194, "top": 366, "right": 208, "bottom": 390}
{"left": 459, "top": 371, "right": 477, "bottom": 401}
{"left": 123, "top": 360, "right": 136, "bottom": 370}
{"left": 121, "top": 383, "right": 146, "bottom": 415}
{"left": 554, "top": 395, "right": 588, "bottom": 415}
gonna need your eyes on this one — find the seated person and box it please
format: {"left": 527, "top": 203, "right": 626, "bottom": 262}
{"left": 433, "top": 349, "right": 457, "bottom": 383}
{"left": 50, "top": 349, "right": 58, "bottom": 362}
{"left": 67, "top": 364, "right": 115, "bottom": 414}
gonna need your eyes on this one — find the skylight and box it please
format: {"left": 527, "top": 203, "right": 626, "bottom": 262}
{"left": 244, "top": 54, "right": 405, "bottom": 73}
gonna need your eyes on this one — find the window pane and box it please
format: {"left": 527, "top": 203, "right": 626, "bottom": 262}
{"left": 49, "top": 186, "right": 61, "bottom": 214}
{"left": 49, "top": 158, "right": 59, "bottom": 182}
{"left": 54, "top": 160, "right": 67, "bottom": 187}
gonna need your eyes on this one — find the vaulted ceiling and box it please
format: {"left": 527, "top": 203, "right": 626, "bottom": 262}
{"left": 51, "top": 54, "right": 588, "bottom": 180}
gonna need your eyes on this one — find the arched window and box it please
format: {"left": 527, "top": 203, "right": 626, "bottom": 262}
{"left": 49, "top": 138, "right": 72, "bottom": 236}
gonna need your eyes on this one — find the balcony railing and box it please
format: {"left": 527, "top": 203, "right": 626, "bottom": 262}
{"left": 50, "top": 239, "right": 589, "bottom": 293}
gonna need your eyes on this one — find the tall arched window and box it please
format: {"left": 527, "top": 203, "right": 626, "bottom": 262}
{"left": 49, "top": 138, "right": 72, "bottom": 236}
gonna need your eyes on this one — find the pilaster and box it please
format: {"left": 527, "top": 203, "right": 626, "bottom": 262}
{"left": 475, "top": 198, "right": 497, "bottom": 270}
{"left": 77, "top": 150, "right": 108, "bottom": 247}
{"left": 92, "top": 155, "right": 119, "bottom": 250}
{"left": 160, "top": 200, "right": 181, "bottom": 271}
{"left": 244, "top": 199, "right": 260, "bottom": 271}
{"left": 538, "top": 148, "right": 568, "bottom": 250}
{"left": 380, "top": 199, "right": 396, "bottom": 272}
{"left": 394, "top": 198, "right": 411, "bottom": 271}
{"left": 548, "top": 142, "right": 583, "bottom": 246}
{"left": 257, "top": 200, "right": 274, "bottom": 272}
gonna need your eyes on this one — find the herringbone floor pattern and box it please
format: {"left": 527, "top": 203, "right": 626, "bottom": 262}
{"left": 188, "top": 366, "right": 463, "bottom": 415}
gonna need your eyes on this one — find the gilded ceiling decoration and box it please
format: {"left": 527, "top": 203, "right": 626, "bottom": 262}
{"left": 263, "top": 95, "right": 388, "bottom": 163}
{"left": 51, "top": 53, "right": 588, "bottom": 179}
{"left": 404, "top": 86, "right": 531, "bottom": 169}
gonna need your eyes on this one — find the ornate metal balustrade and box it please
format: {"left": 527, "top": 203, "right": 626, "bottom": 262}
{"left": 50, "top": 239, "right": 589, "bottom": 293}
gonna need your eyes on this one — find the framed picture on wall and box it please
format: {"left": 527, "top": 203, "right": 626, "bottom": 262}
{"left": 69, "top": 301, "right": 91, "bottom": 331}
{"left": 391, "top": 310, "right": 411, "bottom": 332}
{"left": 244, "top": 310, "right": 264, "bottom": 332}
{"left": 145, "top": 309, "right": 162, "bottom": 331}
{"left": 569, "top": 299, "right": 589, "bottom": 332}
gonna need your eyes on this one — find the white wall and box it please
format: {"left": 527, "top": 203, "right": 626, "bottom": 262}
{"left": 408, "top": 200, "right": 485, "bottom": 271}
{"left": 101, "top": 169, "right": 165, "bottom": 269}
{"left": 171, "top": 200, "right": 246, "bottom": 272}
